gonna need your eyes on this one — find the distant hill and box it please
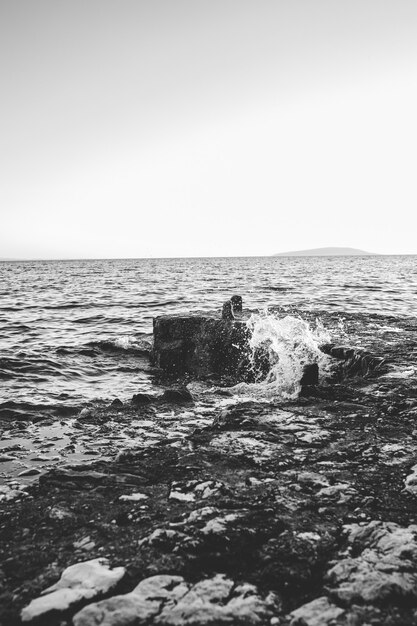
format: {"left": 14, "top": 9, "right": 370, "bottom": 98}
{"left": 274, "top": 247, "right": 373, "bottom": 257}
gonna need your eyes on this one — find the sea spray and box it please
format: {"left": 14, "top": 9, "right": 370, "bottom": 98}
{"left": 234, "top": 311, "right": 333, "bottom": 399}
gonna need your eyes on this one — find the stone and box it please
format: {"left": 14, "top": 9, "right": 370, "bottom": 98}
{"left": 231, "top": 295, "right": 243, "bottom": 313}
{"left": 161, "top": 387, "right": 194, "bottom": 403}
{"left": 326, "top": 521, "right": 417, "bottom": 603}
{"left": 300, "top": 363, "right": 319, "bottom": 387}
{"left": 404, "top": 464, "right": 417, "bottom": 496}
{"left": 0, "top": 484, "right": 28, "bottom": 502}
{"left": 110, "top": 398, "right": 124, "bottom": 408}
{"left": 320, "top": 344, "right": 387, "bottom": 378}
{"left": 152, "top": 314, "right": 251, "bottom": 379}
{"left": 222, "top": 300, "right": 235, "bottom": 320}
{"left": 21, "top": 558, "right": 125, "bottom": 622}
{"left": 73, "top": 574, "right": 188, "bottom": 626}
{"left": 119, "top": 492, "right": 149, "bottom": 502}
{"left": 290, "top": 596, "right": 345, "bottom": 626}
{"left": 18, "top": 468, "right": 41, "bottom": 477}
{"left": 73, "top": 574, "right": 277, "bottom": 626}
{"left": 131, "top": 393, "right": 153, "bottom": 406}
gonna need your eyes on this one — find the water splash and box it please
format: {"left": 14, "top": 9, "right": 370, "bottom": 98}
{"left": 235, "top": 311, "right": 333, "bottom": 399}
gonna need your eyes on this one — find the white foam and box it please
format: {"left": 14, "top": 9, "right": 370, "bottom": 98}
{"left": 235, "top": 311, "right": 332, "bottom": 399}
{"left": 114, "top": 336, "right": 137, "bottom": 349}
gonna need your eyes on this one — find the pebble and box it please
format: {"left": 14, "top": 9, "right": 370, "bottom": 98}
{"left": 119, "top": 493, "right": 149, "bottom": 502}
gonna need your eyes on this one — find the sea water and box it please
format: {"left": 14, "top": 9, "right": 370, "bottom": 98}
{"left": 0, "top": 255, "right": 416, "bottom": 419}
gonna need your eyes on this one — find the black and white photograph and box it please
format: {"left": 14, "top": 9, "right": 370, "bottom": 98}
{"left": 1, "top": 2, "right": 417, "bottom": 624}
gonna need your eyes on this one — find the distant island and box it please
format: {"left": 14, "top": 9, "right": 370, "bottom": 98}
{"left": 274, "top": 247, "right": 373, "bottom": 257}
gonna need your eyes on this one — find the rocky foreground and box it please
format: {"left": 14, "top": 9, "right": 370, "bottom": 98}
{"left": 1, "top": 312, "right": 417, "bottom": 625}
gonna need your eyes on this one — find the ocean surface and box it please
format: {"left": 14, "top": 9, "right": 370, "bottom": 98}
{"left": 1, "top": 255, "right": 416, "bottom": 420}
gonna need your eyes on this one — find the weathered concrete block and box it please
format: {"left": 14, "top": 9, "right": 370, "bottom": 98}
{"left": 152, "top": 314, "right": 251, "bottom": 379}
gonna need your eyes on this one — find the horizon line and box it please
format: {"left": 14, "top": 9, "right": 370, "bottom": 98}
{"left": 2, "top": 252, "right": 416, "bottom": 262}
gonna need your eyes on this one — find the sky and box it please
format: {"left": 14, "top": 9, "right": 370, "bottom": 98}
{"left": 1, "top": 1, "right": 417, "bottom": 259}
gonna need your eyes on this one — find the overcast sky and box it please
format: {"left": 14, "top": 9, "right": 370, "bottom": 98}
{"left": 1, "top": 1, "right": 417, "bottom": 258}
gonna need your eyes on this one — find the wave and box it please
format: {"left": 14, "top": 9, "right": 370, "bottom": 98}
{"left": 233, "top": 311, "right": 333, "bottom": 399}
{"left": 0, "top": 400, "right": 79, "bottom": 421}
{"left": 85, "top": 336, "right": 152, "bottom": 356}
{"left": 0, "top": 354, "right": 64, "bottom": 378}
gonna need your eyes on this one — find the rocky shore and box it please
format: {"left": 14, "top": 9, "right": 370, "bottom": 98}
{"left": 1, "top": 311, "right": 417, "bottom": 625}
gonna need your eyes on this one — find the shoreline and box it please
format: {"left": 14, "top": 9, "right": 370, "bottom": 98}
{"left": 1, "top": 311, "right": 417, "bottom": 624}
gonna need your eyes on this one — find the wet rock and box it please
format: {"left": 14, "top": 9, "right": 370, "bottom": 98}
{"left": 18, "top": 468, "right": 42, "bottom": 477}
{"left": 320, "top": 343, "right": 387, "bottom": 379}
{"left": 161, "top": 387, "right": 194, "bottom": 404}
{"left": 290, "top": 596, "right": 345, "bottom": 626}
{"left": 78, "top": 408, "right": 92, "bottom": 420}
{"left": 152, "top": 314, "right": 251, "bottom": 379}
{"left": 231, "top": 295, "right": 243, "bottom": 313}
{"left": 21, "top": 558, "right": 125, "bottom": 622}
{"left": 300, "top": 363, "right": 319, "bottom": 387}
{"left": 131, "top": 393, "right": 153, "bottom": 406}
{"left": 109, "top": 398, "right": 124, "bottom": 408}
{"left": 222, "top": 300, "right": 235, "bottom": 320}
{"left": 0, "top": 454, "right": 17, "bottom": 462}
{"left": 73, "top": 573, "right": 278, "bottom": 626}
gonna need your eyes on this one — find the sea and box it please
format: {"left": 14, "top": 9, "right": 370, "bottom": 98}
{"left": 1, "top": 255, "right": 416, "bottom": 422}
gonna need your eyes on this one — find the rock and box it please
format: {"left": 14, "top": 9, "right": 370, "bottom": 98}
{"left": 200, "top": 513, "right": 242, "bottom": 535}
{"left": 21, "top": 558, "right": 125, "bottom": 622}
{"left": 110, "top": 398, "right": 124, "bottom": 408}
{"left": 161, "top": 387, "right": 194, "bottom": 403}
{"left": 326, "top": 521, "right": 417, "bottom": 603}
{"left": 73, "top": 536, "right": 96, "bottom": 551}
{"left": 290, "top": 596, "right": 345, "bottom": 626}
{"left": 152, "top": 314, "right": 251, "bottom": 379}
{"left": 131, "top": 393, "right": 153, "bottom": 406}
{"left": 73, "top": 574, "right": 278, "bottom": 626}
{"left": 317, "top": 483, "right": 351, "bottom": 498}
{"left": 300, "top": 363, "right": 319, "bottom": 387}
{"left": 73, "top": 574, "right": 188, "bottom": 626}
{"left": 404, "top": 464, "right": 417, "bottom": 495}
{"left": 297, "top": 472, "right": 330, "bottom": 488}
{"left": 320, "top": 344, "right": 387, "bottom": 379}
{"left": 48, "top": 506, "right": 75, "bottom": 520}
{"left": 231, "top": 295, "right": 243, "bottom": 313}
{"left": 0, "top": 484, "right": 28, "bottom": 502}
{"left": 18, "top": 468, "right": 41, "bottom": 477}
{"left": 222, "top": 300, "right": 235, "bottom": 320}
{"left": 119, "top": 492, "right": 149, "bottom": 502}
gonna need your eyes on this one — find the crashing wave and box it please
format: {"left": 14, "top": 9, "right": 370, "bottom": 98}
{"left": 233, "top": 311, "right": 333, "bottom": 399}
